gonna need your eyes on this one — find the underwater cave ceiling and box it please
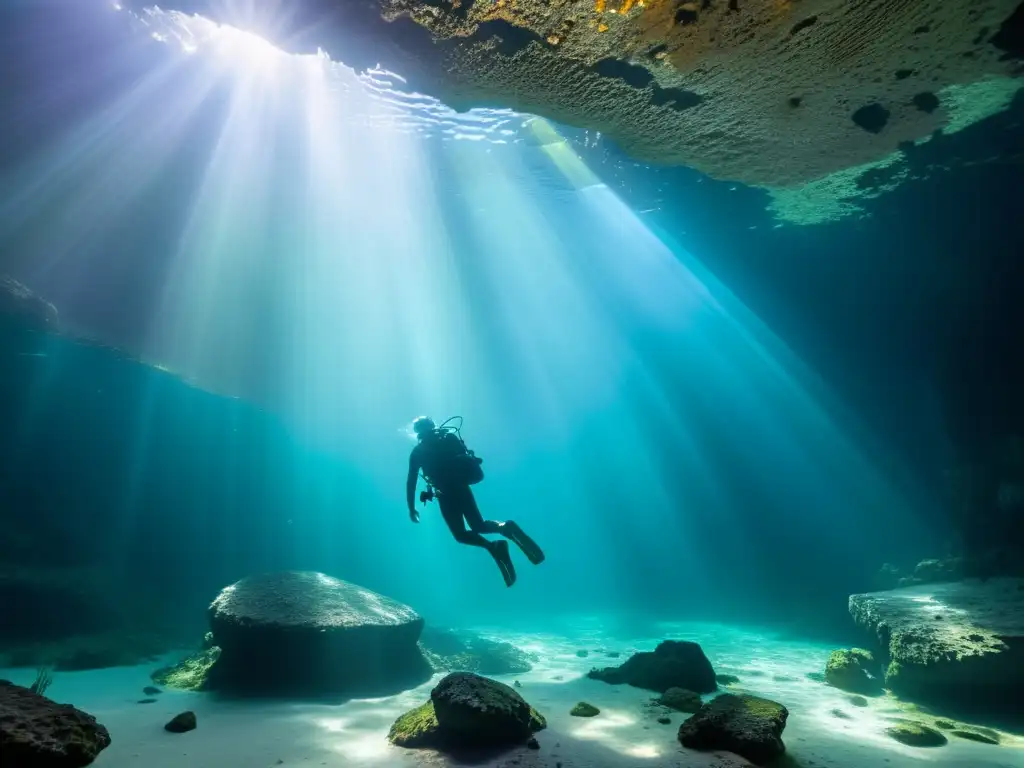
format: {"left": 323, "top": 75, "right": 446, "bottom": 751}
{"left": 137, "top": 0, "right": 1022, "bottom": 213}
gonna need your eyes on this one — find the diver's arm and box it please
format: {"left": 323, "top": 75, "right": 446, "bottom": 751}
{"left": 406, "top": 451, "right": 420, "bottom": 521}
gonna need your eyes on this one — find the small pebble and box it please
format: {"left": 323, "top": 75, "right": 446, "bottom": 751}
{"left": 526, "top": 737, "right": 540, "bottom": 750}
{"left": 657, "top": 716, "right": 671, "bottom": 724}
{"left": 143, "top": 686, "right": 162, "bottom": 696}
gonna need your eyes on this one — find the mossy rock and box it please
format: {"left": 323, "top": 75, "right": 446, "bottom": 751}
{"left": 934, "top": 719, "right": 956, "bottom": 729}
{"left": 885, "top": 721, "right": 947, "bottom": 747}
{"left": 151, "top": 647, "right": 221, "bottom": 691}
{"left": 824, "top": 649, "right": 882, "bottom": 695}
{"left": 390, "top": 672, "right": 545, "bottom": 752}
{"left": 951, "top": 729, "right": 1000, "bottom": 745}
{"left": 388, "top": 701, "right": 441, "bottom": 747}
{"left": 846, "top": 695, "right": 868, "bottom": 707}
{"left": 678, "top": 693, "right": 789, "bottom": 765}
{"left": 658, "top": 687, "right": 702, "bottom": 713}
{"left": 570, "top": 701, "right": 600, "bottom": 717}
{"left": 716, "top": 674, "right": 741, "bottom": 685}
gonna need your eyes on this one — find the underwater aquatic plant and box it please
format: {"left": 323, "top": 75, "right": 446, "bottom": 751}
{"left": 29, "top": 666, "right": 54, "bottom": 697}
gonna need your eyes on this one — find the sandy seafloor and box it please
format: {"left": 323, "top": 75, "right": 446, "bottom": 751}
{"left": 4, "top": 622, "right": 1022, "bottom": 768}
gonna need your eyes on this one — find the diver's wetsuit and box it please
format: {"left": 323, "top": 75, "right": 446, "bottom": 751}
{"left": 407, "top": 432, "right": 544, "bottom": 587}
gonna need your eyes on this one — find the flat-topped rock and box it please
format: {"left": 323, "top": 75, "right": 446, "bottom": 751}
{"left": 210, "top": 570, "right": 421, "bottom": 630}
{"left": 207, "top": 571, "right": 431, "bottom": 696}
{"left": 849, "top": 578, "right": 1024, "bottom": 716}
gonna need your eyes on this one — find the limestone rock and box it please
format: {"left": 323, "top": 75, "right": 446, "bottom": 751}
{"left": 121, "top": 0, "right": 1024, "bottom": 198}
{"left": 389, "top": 672, "right": 546, "bottom": 751}
{"left": 849, "top": 578, "right": 1024, "bottom": 714}
{"left": 570, "top": 701, "right": 600, "bottom": 717}
{"left": 0, "top": 680, "right": 111, "bottom": 766}
{"left": 658, "top": 687, "right": 702, "bottom": 713}
{"left": 824, "top": 648, "right": 883, "bottom": 695}
{"left": 207, "top": 571, "right": 431, "bottom": 695}
{"left": 885, "top": 721, "right": 947, "bottom": 747}
{"left": 151, "top": 646, "right": 221, "bottom": 691}
{"left": 678, "top": 693, "right": 789, "bottom": 765}
{"left": 587, "top": 640, "right": 717, "bottom": 694}
{"left": 164, "top": 711, "right": 196, "bottom": 733}
{"left": 951, "top": 728, "right": 1000, "bottom": 744}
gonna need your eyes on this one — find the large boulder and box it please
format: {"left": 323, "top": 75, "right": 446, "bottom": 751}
{"left": 849, "top": 578, "right": 1024, "bottom": 718}
{"left": 389, "top": 672, "right": 546, "bottom": 751}
{"left": 678, "top": 693, "right": 789, "bottom": 766}
{"left": 0, "top": 680, "right": 111, "bottom": 767}
{"left": 587, "top": 640, "right": 717, "bottom": 694}
{"left": 823, "top": 648, "right": 883, "bottom": 695}
{"left": 206, "top": 571, "right": 431, "bottom": 696}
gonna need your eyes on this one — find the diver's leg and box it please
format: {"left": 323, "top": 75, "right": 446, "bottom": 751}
{"left": 460, "top": 490, "right": 545, "bottom": 567}
{"left": 437, "top": 491, "right": 489, "bottom": 548}
{"left": 439, "top": 488, "right": 516, "bottom": 587}
{"left": 499, "top": 520, "right": 546, "bottom": 565}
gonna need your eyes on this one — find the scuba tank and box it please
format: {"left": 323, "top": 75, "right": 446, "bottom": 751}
{"left": 419, "top": 417, "right": 484, "bottom": 502}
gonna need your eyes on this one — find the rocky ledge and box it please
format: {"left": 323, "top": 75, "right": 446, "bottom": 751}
{"left": 849, "top": 578, "right": 1024, "bottom": 719}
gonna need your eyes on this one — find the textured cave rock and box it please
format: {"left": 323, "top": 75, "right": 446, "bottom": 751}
{"left": 126, "top": 0, "right": 1023, "bottom": 193}
{"left": 849, "top": 578, "right": 1024, "bottom": 721}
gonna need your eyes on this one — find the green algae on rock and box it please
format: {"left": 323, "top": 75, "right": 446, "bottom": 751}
{"left": 151, "top": 646, "right": 221, "bottom": 691}
{"left": 570, "top": 702, "right": 600, "bottom": 717}
{"left": 389, "top": 672, "right": 545, "bottom": 751}
{"left": 885, "top": 721, "right": 947, "bottom": 747}
{"left": 678, "top": 693, "right": 789, "bottom": 765}
{"left": 824, "top": 648, "right": 882, "bottom": 695}
{"left": 658, "top": 687, "right": 702, "bottom": 713}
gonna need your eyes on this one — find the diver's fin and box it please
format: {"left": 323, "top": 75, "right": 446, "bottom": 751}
{"left": 490, "top": 540, "right": 517, "bottom": 587}
{"left": 501, "top": 521, "right": 545, "bottom": 565}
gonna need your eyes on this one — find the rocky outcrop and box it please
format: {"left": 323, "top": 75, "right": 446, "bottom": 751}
{"left": 389, "top": 672, "right": 546, "bottom": 751}
{"left": 587, "top": 640, "right": 717, "bottom": 694}
{"left": 119, "top": 0, "right": 1023, "bottom": 208}
{"left": 151, "top": 646, "right": 221, "bottom": 691}
{"left": 678, "top": 693, "right": 789, "bottom": 765}
{"left": 0, "top": 680, "right": 111, "bottom": 766}
{"left": 885, "top": 721, "right": 947, "bottom": 747}
{"left": 824, "top": 648, "right": 883, "bottom": 695}
{"left": 658, "top": 687, "right": 703, "bottom": 713}
{"left": 206, "top": 571, "right": 431, "bottom": 696}
{"left": 570, "top": 701, "right": 600, "bottom": 717}
{"left": 849, "top": 578, "right": 1024, "bottom": 718}
{"left": 418, "top": 627, "right": 536, "bottom": 675}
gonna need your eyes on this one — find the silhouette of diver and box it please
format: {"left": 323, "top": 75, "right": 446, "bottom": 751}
{"left": 406, "top": 416, "right": 544, "bottom": 587}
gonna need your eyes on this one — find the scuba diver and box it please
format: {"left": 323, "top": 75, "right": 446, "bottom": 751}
{"left": 406, "top": 416, "right": 544, "bottom": 587}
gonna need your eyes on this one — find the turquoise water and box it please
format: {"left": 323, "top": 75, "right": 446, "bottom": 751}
{"left": 3, "top": 5, "right": 1020, "bottom": 767}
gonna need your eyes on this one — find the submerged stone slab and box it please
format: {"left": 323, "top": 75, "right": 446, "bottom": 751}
{"left": 207, "top": 571, "right": 431, "bottom": 695}
{"left": 849, "top": 578, "right": 1024, "bottom": 712}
